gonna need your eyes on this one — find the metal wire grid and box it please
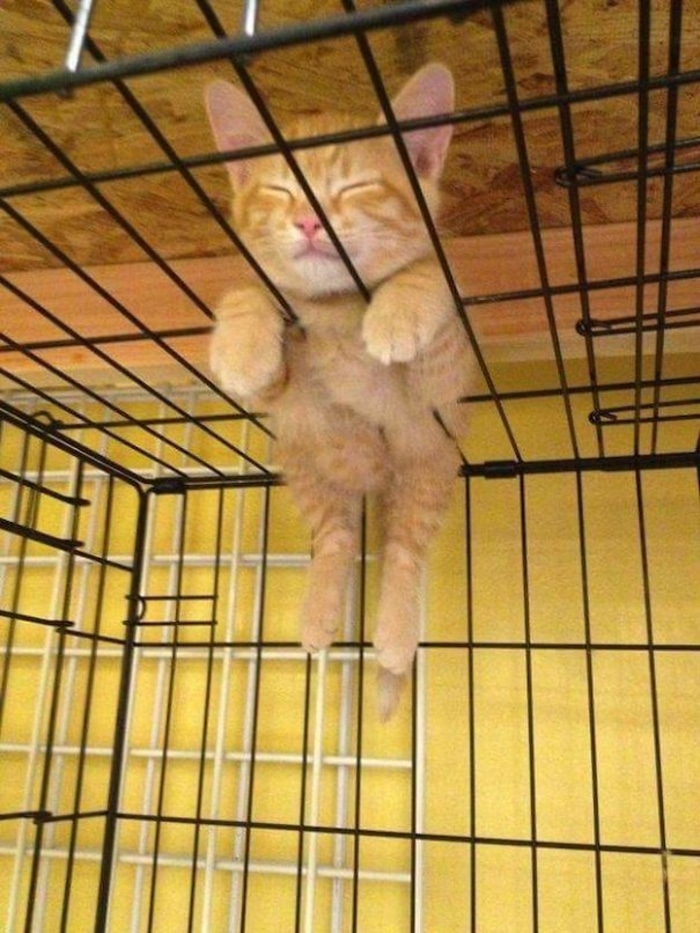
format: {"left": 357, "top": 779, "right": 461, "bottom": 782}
{"left": 1, "top": 386, "right": 699, "bottom": 931}
{"left": 0, "top": 388, "right": 425, "bottom": 931}
{"left": 0, "top": 0, "right": 697, "bottom": 480}
{"left": 0, "top": 1, "right": 699, "bottom": 931}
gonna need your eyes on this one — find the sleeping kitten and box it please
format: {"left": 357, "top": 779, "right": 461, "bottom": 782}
{"left": 205, "top": 64, "right": 472, "bottom": 719}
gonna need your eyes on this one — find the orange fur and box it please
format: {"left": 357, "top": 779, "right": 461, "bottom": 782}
{"left": 205, "top": 64, "right": 472, "bottom": 719}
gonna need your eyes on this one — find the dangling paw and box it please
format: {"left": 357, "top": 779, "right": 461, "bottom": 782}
{"left": 373, "top": 616, "right": 418, "bottom": 676}
{"left": 300, "top": 589, "right": 341, "bottom": 652}
{"left": 376, "top": 666, "right": 407, "bottom": 722}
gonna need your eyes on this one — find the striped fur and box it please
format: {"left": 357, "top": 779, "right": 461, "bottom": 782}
{"left": 206, "top": 64, "right": 472, "bottom": 719}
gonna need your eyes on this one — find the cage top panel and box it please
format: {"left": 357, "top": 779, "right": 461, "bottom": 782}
{"left": 0, "top": 0, "right": 698, "bottom": 481}
{"left": 3, "top": 0, "right": 700, "bottom": 265}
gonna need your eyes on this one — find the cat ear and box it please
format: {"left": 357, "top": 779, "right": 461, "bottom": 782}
{"left": 204, "top": 80, "right": 271, "bottom": 189}
{"left": 386, "top": 63, "right": 455, "bottom": 181}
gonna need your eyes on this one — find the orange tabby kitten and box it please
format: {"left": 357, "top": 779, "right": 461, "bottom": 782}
{"left": 205, "top": 64, "right": 472, "bottom": 719}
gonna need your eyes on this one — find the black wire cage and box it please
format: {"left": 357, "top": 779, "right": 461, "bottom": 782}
{"left": 1, "top": 1, "right": 699, "bottom": 931}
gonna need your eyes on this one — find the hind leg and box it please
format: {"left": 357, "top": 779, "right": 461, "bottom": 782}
{"left": 295, "top": 484, "right": 362, "bottom": 652}
{"left": 278, "top": 399, "right": 386, "bottom": 653}
{"left": 374, "top": 440, "right": 460, "bottom": 676}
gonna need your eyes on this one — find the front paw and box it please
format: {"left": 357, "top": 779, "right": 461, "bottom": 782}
{"left": 362, "top": 295, "right": 434, "bottom": 366}
{"left": 209, "top": 289, "right": 285, "bottom": 398}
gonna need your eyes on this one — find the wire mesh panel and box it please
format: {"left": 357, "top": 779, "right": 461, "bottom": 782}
{"left": 1, "top": 393, "right": 698, "bottom": 931}
{"left": 1, "top": 1, "right": 699, "bottom": 931}
{"left": 1, "top": 0, "right": 698, "bottom": 469}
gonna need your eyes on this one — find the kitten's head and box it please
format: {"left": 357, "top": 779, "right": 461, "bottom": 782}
{"left": 205, "top": 65, "right": 454, "bottom": 299}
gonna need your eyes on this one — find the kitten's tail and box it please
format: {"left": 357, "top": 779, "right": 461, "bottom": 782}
{"left": 377, "top": 666, "right": 407, "bottom": 722}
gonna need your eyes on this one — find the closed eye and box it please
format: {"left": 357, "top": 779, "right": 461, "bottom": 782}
{"left": 337, "top": 180, "right": 382, "bottom": 198}
{"left": 259, "top": 184, "right": 294, "bottom": 201}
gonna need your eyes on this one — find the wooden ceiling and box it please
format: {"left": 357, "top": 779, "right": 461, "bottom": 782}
{"left": 1, "top": 1, "right": 699, "bottom": 384}
{"left": 2, "top": 0, "right": 699, "bottom": 273}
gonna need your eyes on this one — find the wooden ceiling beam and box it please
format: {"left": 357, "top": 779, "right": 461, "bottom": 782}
{"left": 1, "top": 217, "right": 698, "bottom": 389}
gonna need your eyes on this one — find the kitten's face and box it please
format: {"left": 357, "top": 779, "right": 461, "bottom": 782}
{"left": 232, "top": 114, "right": 440, "bottom": 299}
{"left": 206, "top": 64, "right": 454, "bottom": 300}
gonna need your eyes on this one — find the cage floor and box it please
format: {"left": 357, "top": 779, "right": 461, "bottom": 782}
{"left": 1, "top": 385, "right": 698, "bottom": 932}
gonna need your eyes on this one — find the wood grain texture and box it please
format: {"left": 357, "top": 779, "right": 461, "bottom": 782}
{"left": 2, "top": 0, "right": 699, "bottom": 270}
{"left": 1, "top": 1, "right": 698, "bottom": 393}
{"left": 2, "top": 218, "right": 698, "bottom": 388}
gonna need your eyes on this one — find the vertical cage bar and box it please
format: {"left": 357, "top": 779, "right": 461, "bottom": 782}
{"left": 633, "top": 1, "right": 653, "bottom": 455}
{"left": 350, "top": 504, "right": 369, "bottom": 933}
{"left": 187, "top": 484, "right": 227, "bottom": 930}
{"left": 543, "top": 0, "right": 605, "bottom": 458}
{"left": 330, "top": 535, "right": 362, "bottom": 931}
{"left": 650, "top": 0, "right": 684, "bottom": 453}
{"left": 464, "top": 475, "right": 477, "bottom": 933}
{"left": 226, "top": 476, "right": 270, "bottom": 928}
{"left": 237, "top": 484, "right": 273, "bottom": 932}
{"left": 634, "top": 470, "right": 671, "bottom": 931}
{"left": 35, "top": 446, "right": 93, "bottom": 931}
{"left": 518, "top": 473, "right": 539, "bottom": 931}
{"left": 410, "top": 661, "right": 419, "bottom": 933}
{"left": 575, "top": 471, "right": 604, "bottom": 933}
{"left": 24, "top": 435, "right": 82, "bottom": 933}
{"left": 128, "top": 416, "right": 178, "bottom": 931}
{"left": 64, "top": 474, "right": 116, "bottom": 910}
{"left": 145, "top": 489, "right": 190, "bottom": 933}
{"left": 0, "top": 426, "right": 35, "bottom": 740}
{"left": 413, "top": 576, "right": 428, "bottom": 933}
{"left": 301, "top": 651, "right": 329, "bottom": 933}
{"left": 295, "top": 655, "right": 314, "bottom": 933}
{"left": 58, "top": 460, "right": 101, "bottom": 931}
{"left": 94, "top": 484, "right": 150, "bottom": 932}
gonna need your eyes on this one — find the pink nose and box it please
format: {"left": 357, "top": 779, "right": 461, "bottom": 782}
{"left": 294, "top": 214, "right": 322, "bottom": 240}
